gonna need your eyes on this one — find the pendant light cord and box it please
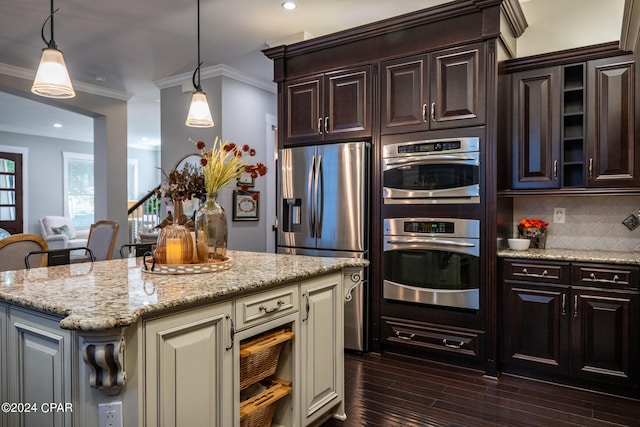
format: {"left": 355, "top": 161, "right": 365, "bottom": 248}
{"left": 191, "top": 0, "right": 203, "bottom": 91}
{"left": 40, "top": 0, "right": 59, "bottom": 49}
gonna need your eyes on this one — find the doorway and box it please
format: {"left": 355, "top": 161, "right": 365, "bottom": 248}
{"left": 0, "top": 152, "right": 23, "bottom": 234}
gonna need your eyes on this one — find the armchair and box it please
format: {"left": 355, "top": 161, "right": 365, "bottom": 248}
{"left": 39, "top": 216, "right": 89, "bottom": 250}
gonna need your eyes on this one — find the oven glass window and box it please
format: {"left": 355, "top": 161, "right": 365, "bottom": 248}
{"left": 385, "top": 249, "right": 479, "bottom": 290}
{"left": 384, "top": 163, "right": 478, "bottom": 191}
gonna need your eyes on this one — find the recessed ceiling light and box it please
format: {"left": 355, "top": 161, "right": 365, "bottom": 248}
{"left": 282, "top": 1, "right": 296, "bottom": 10}
{"left": 53, "top": 123, "right": 63, "bottom": 128}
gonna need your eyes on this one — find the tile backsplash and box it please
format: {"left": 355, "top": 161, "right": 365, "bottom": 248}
{"left": 512, "top": 195, "right": 640, "bottom": 252}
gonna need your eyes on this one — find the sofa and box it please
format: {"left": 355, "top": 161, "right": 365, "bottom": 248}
{"left": 39, "top": 216, "right": 90, "bottom": 250}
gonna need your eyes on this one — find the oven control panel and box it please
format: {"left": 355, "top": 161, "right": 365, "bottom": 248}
{"left": 404, "top": 221, "right": 454, "bottom": 234}
{"left": 384, "top": 218, "right": 480, "bottom": 239}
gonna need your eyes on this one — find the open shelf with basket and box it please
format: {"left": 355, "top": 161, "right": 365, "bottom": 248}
{"left": 238, "top": 325, "right": 295, "bottom": 427}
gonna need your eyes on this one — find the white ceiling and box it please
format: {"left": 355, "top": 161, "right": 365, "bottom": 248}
{"left": 0, "top": 0, "right": 626, "bottom": 148}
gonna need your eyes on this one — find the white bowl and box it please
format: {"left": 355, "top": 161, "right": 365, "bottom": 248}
{"left": 508, "top": 238, "right": 530, "bottom": 251}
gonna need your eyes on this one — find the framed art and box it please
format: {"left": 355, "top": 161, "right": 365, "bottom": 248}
{"left": 236, "top": 171, "right": 255, "bottom": 187}
{"left": 232, "top": 190, "right": 259, "bottom": 221}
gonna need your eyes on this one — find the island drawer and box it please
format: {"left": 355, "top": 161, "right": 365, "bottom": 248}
{"left": 503, "top": 259, "right": 570, "bottom": 284}
{"left": 571, "top": 263, "right": 639, "bottom": 290}
{"left": 235, "top": 285, "right": 299, "bottom": 331}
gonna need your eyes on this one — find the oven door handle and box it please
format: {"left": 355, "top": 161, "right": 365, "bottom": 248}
{"left": 386, "top": 239, "right": 475, "bottom": 248}
{"left": 384, "top": 155, "right": 477, "bottom": 167}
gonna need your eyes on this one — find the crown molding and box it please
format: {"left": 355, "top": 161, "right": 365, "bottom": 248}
{"left": 500, "top": 0, "right": 528, "bottom": 38}
{"left": 154, "top": 64, "right": 276, "bottom": 94}
{"left": 620, "top": 0, "right": 640, "bottom": 53}
{"left": 0, "top": 63, "right": 130, "bottom": 101}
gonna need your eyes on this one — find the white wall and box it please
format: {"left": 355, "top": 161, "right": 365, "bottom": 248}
{"left": 159, "top": 69, "right": 277, "bottom": 253}
{"left": 516, "top": 0, "right": 625, "bottom": 57}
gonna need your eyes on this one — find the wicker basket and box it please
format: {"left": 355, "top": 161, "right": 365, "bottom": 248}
{"left": 240, "top": 379, "right": 292, "bottom": 427}
{"left": 239, "top": 329, "right": 294, "bottom": 391}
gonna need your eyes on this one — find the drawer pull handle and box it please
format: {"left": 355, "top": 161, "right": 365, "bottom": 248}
{"left": 259, "top": 299, "right": 285, "bottom": 314}
{"left": 443, "top": 339, "right": 464, "bottom": 349}
{"left": 573, "top": 295, "right": 579, "bottom": 318}
{"left": 225, "top": 315, "right": 235, "bottom": 351}
{"left": 430, "top": 102, "right": 436, "bottom": 122}
{"left": 395, "top": 331, "right": 415, "bottom": 341}
{"left": 522, "top": 268, "right": 547, "bottom": 278}
{"left": 422, "top": 103, "right": 428, "bottom": 122}
{"left": 589, "top": 273, "right": 620, "bottom": 283}
{"left": 561, "top": 294, "right": 566, "bottom": 315}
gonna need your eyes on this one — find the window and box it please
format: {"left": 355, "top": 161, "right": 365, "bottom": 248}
{"left": 128, "top": 159, "right": 139, "bottom": 200}
{"left": 63, "top": 152, "right": 94, "bottom": 227}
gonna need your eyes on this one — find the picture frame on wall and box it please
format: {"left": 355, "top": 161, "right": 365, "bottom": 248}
{"left": 232, "top": 190, "right": 259, "bottom": 221}
{"left": 236, "top": 171, "right": 255, "bottom": 187}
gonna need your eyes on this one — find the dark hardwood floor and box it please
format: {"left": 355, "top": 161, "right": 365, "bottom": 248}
{"left": 321, "top": 352, "right": 640, "bottom": 427}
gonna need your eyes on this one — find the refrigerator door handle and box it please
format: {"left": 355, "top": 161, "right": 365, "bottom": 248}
{"left": 308, "top": 155, "right": 316, "bottom": 238}
{"left": 315, "top": 154, "right": 323, "bottom": 238}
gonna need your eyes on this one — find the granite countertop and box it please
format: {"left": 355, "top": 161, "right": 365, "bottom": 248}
{"left": 0, "top": 250, "right": 368, "bottom": 331}
{"left": 498, "top": 248, "right": 640, "bottom": 265}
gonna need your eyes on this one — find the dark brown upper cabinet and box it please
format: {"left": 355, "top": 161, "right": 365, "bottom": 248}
{"left": 283, "top": 65, "right": 371, "bottom": 146}
{"left": 511, "top": 67, "right": 562, "bottom": 189}
{"left": 501, "top": 44, "right": 640, "bottom": 192}
{"left": 586, "top": 54, "right": 640, "bottom": 187}
{"left": 380, "top": 43, "right": 485, "bottom": 135}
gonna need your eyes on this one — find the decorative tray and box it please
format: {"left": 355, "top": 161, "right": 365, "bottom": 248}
{"left": 142, "top": 255, "right": 232, "bottom": 275}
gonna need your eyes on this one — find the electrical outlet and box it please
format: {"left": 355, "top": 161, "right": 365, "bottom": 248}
{"left": 553, "top": 207, "right": 566, "bottom": 224}
{"left": 98, "top": 402, "right": 122, "bottom": 427}
{"left": 622, "top": 214, "right": 640, "bottom": 231}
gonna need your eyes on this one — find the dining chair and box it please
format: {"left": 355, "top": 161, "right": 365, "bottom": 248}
{"left": 25, "top": 247, "right": 96, "bottom": 269}
{"left": 0, "top": 234, "right": 48, "bottom": 272}
{"left": 119, "top": 242, "right": 156, "bottom": 258}
{"left": 87, "top": 220, "right": 120, "bottom": 261}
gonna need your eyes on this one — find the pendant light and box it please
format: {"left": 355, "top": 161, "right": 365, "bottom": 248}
{"left": 185, "top": 0, "right": 214, "bottom": 128}
{"left": 31, "top": 0, "right": 75, "bottom": 99}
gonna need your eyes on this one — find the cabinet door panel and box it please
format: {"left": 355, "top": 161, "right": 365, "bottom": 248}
{"left": 571, "top": 290, "right": 639, "bottom": 386}
{"left": 300, "top": 274, "right": 343, "bottom": 426}
{"left": 144, "top": 303, "right": 232, "bottom": 427}
{"left": 380, "top": 57, "right": 428, "bottom": 134}
{"left": 325, "top": 67, "right": 371, "bottom": 139}
{"left": 587, "top": 55, "right": 640, "bottom": 187}
{"left": 511, "top": 67, "right": 561, "bottom": 189}
{"left": 8, "top": 309, "right": 72, "bottom": 427}
{"left": 430, "top": 43, "right": 485, "bottom": 129}
{"left": 502, "top": 283, "right": 569, "bottom": 375}
{"left": 285, "top": 77, "right": 322, "bottom": 143}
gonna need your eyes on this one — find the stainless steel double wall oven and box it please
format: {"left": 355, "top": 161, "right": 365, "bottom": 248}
{"left": 382, "top": 132, "right": 483, "bottom": 311}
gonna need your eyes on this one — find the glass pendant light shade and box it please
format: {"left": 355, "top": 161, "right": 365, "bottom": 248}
{"left": 185, "top": 90, "right": 214, "bottom": 128}
{"left": 31, "top": 47, "right": 75, "bottom": 99}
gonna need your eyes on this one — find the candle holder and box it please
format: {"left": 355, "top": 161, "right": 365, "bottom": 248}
{"left": 154, "top": 201, "right": 194, "bottom": 264}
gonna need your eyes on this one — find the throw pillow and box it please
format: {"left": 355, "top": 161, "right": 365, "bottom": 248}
{"left": 52, "top": 224, "right": 76, "bottom": 240}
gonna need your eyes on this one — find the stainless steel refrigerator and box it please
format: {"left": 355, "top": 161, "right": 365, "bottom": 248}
{"left": 277, "top": 141, "right": 369, "bottom": 351}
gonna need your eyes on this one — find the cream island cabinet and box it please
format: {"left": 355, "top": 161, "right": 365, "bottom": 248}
{"left": 0, "top": 250, "right": 367, "bottom": 427}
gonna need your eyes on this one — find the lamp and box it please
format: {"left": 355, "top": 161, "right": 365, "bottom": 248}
{"left": 185, "top": 0, "right": 214, "bottom": 128}
{"left": 31, "top": 0, "right": 75, "bottom": 99}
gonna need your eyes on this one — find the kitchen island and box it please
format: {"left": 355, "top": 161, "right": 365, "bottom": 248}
{"left": 0, "top": 250, "right": 367, "bottom": 427}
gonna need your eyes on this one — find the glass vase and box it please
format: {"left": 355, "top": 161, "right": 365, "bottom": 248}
{"left": 195, "top": 193, "right": 228, "bottom": 262}
{"left": 154, "top": 200, "right": 194, "bottom": 264}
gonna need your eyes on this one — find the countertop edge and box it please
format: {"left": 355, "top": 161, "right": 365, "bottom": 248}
{"left": 498, "top": 248, "right": 640, "bottom": 265}
{"left": 0, "top": 252, "right": 369, "bottom": 332}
